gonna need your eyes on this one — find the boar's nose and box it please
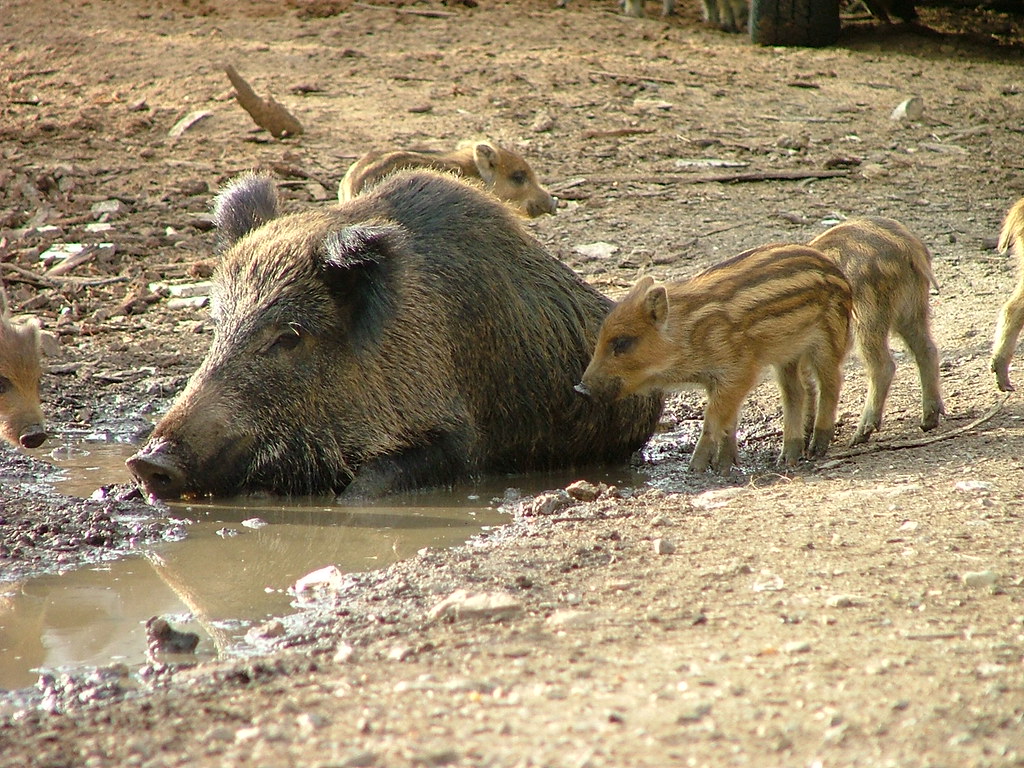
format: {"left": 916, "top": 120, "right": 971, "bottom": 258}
{"left": 19, "top": 426, "right": 46, "bottom": 449}
{"left": 574, "top": 382, "right": 592, "bottom": 397}
{"left": 127, "top": 447, "right": 186, "bottom": 499}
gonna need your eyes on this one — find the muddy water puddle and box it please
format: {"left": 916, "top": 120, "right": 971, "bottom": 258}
{"left": 2, "top": 442, "right": 647, "bottom": 691}
{"left": 2, "top": 443, "right": 514, "bottom": 690}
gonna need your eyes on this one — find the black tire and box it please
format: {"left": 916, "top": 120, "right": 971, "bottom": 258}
{"left": 749, "top": 0, "right": 841, "bottom": 47}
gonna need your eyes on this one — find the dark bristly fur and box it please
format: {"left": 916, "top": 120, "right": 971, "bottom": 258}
{"left": 338, "top": 140, "right": 557, "bottom": 218}
{"left": 578, "top": 244, "right": 852, "bottom": 475}
{"left": 991, "top": 197, "right": 1024, "bottom": 392}
{"left": 809, "top": 216, "right": 944, "bottom": 443}
{"left": 127, "top": 170, "right": 661, "bottom": 499}
{"left": 0, "top": 286, "right": 46, "bottom": 449}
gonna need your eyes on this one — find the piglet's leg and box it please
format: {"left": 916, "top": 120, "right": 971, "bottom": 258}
{"left": 775, "top": 360, "right": 807, "bottom": 467}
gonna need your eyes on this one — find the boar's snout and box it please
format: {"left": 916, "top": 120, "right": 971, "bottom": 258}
{"left": 18, "top": 424, "right": 46, "bottom": 449}
{"left": 127, "top": 442, "right": 187, "bottom": 499}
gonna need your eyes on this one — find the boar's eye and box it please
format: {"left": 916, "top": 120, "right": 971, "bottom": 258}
{"left": 0, "top": 376, "right": 9, "bottom": 395}
{"left": 264, "top": 324, "right": 304, "bottom": 355}
{"left": 610, "top": 336, "right": 636, "bottom": 356}
{"left": 509, "top": 170, "right": 528, "bottom": 186}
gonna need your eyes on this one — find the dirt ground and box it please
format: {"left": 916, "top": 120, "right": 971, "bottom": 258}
{"left": 3, "top": 0, "right": 1024, "bottom": 765}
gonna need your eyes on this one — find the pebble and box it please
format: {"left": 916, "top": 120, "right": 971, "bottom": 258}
{"left": 296, "top": 712, "right": 328, "bottom": 735}
{"left": 333, "top": 643, "right": 356, "bottom": 663}
{"left": 546, "top": 609, "right": 595, "bottom": 629}
{"left": 428, "top": 589, "right": 524, "bottom": 622}
{"left": 566, "top": 479, "right": 602, "bottom": 502}
{"left": 653, "top": 538, "right": 676, "bottom": 555}
{"left": 574, "top": 241, "right": 619, "bottom": 260}
{"left": 962, "top": 569, "right": 998, "bottom": 588}
{"left": 782, "top": 640, "right": 811, "bottom": 654}
{"left": 825, "top": 595, "right": 858, "bottom": 609}
{"left": 530, "top": 110, "right": 555, "bottom": 132}
{"left": 294, "top": 564, "right": 346, "bottom": 596}
{"left": 891, "top": 96, "right": 924, "bottom": 121}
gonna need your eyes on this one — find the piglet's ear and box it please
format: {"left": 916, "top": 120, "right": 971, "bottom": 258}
{"left": 644, "top": 285, "right": 670, "bottom": 331}
{"left": 472, "top": 142, "right": 498, "bottom": 184}
{"left": 213, "top": 172, "right": 280, "bottom": 246}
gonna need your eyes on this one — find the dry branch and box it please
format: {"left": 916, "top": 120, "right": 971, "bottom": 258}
{"left": 828, "top": 395, "right": 1011, "bottom": 461}
{"left": 224, "top": 64, "right": 303, "bottom": 139}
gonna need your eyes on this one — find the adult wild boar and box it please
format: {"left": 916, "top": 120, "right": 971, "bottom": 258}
{"left": 127, "top": 170, "right": 662, "bottom": 499}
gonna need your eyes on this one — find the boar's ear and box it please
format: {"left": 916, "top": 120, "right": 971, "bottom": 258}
{"left": 644, "top": 284, "right": 670, "bottom": 331}
{"left": 213, "top": 172, "right": 280, "bottom": 245}
{"left": 320, "top": 224, "right": 402, "bottom": 340}
{"left": 472, "top": 142, "right": 499, "bottom": 184}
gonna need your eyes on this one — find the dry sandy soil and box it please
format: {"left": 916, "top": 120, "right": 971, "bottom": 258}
{"left": 3, "top": 0, "right": 1024, "bottom": 765}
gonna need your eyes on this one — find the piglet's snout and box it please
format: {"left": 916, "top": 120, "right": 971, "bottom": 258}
{"left": 18, "top": 424, "right": 46, "bottom": 449}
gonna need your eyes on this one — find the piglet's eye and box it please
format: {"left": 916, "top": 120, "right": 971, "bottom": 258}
{"left": 509, "top": 171, "right": 528, "bottom": 185}
{"left": 0, "top": 376, "right": 9, "bottom": 395}
{"left": 611, "top": 336, "right": 636, "bottom": 356}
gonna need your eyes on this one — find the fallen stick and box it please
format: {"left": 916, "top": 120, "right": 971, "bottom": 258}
{"left": 224, "top": 64, "right": 303, "bottom": 139}
{"left": 578, "top": 169, "right": 850, "bottom": 186}
{"left": 827, "top": 394, "right": 1012, "bottom": 460}
{"left": 589, "top": 69, "right": 675, "bottom": 85}
{"left": 582, "top": 127, "right": 657, "bottom": 139}
{"left": 44, "top": 244, "right": 98, "bottom": 277}
{"left": 353, "top": 2, "right": 456, "bottom": 17}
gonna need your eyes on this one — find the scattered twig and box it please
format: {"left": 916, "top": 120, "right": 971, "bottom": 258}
{"left": 582, "top": 127, "right": 657, "bottom": 140}
{"left": 224, "top": 64, "right": 303, "bottom": 139}
{"left": 828, "top": 394, "right": 1011, "bottom": 461}
{"left": 589, "top": 69, "right": 675, "bottom": 85}
{"left": 0, "top": 262, "right": 53, "bottom": 288}
{"left": 583, "top": 169, "right": 850, "bottom": 186}
{"left": 44, "top": 245, "right": 98, "bottom": 277}
{"left": 353, "top": 2, "right": 456, "bottom": 17}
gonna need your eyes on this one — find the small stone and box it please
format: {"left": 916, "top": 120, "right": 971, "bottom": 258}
{"left": 246, "top": 619, "right": 285, "bottom": 642}
{"left": 566, "top": 479, "right": 601, "bottom": 502}
{"left": 825, "top": 595, "right": 858, "bottom": 609}
{"left": 963, "top": 570, "right": 998, "bottom": 588}
{"left": 296, "top": 712, "right": 328, "bottom": 735}
{"left": 428, "top": 589, "right": 523, "bottom": 622}
{"left": 294, "top": 565, "right": 345, "bottom": 596}
{"left": 520, "top": 491, "right": 574, "bottom": 517}
{"left": 574, "top": 241, "right": 619, "bottom": 260}
{"left": 545, "top": 609, "right": 595, "bottom": 629}
{"left": 388, "top": 644, "right": 415, "bottom": 662}
{"left": 891, "top": 96, "right": 924, "bottom": 121}
{"left": 530, "top": 110, "right": 555, "bottom": 132}
{"left": 333, "top": 643, "right": 357, "bottom": 663}
{"left": 782, "top": 640, "right": 811, "bottom": 654}
{"left": 653, "top": 538, "right": 676, "bottom": 555}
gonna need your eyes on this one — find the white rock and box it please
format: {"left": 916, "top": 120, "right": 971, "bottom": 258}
{"left": 962, "top": 570, "right": 998, "bottom": 588}
{"left": 653, "top": 538, "right": 676, "bottom": 555}
{"left": 891, "top": 96, "right": 924, "bottom": 121}
{"left": 573, "top": 241, "right": 619, "bottom": 260}
{"left": 294, "top": 564, "right": 345, "bottom": 596}
{"left": 428, "top": 589, "right": 523, "bottom": 622}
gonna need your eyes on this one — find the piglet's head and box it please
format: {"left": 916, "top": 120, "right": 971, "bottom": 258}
{"left": 0, "top": 288, "right": 46, "bottom": 450}
{"left": 576, "top": 276, "right": 672, "bottom": 400}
